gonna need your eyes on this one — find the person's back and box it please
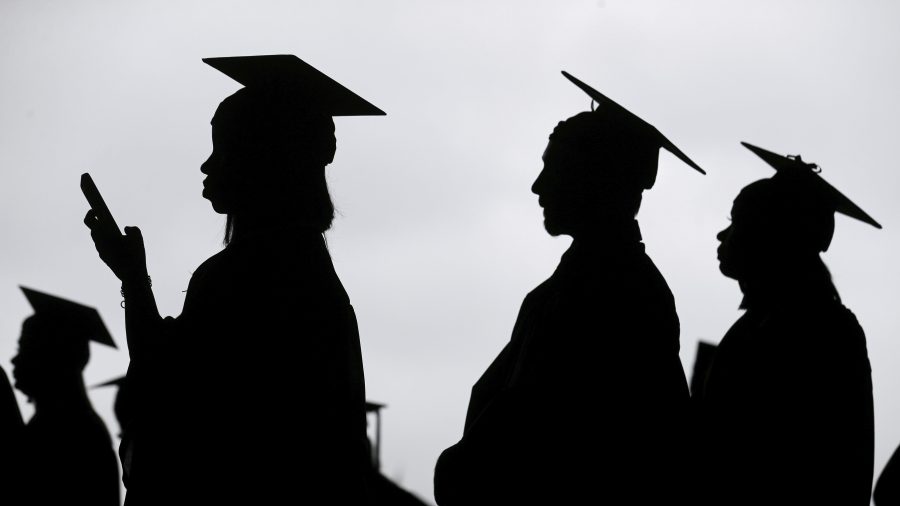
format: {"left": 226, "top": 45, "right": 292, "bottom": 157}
{"left": 875, "top": 444, "right": 900, "bottom": 506}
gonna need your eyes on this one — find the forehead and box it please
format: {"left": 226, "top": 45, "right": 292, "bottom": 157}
{"left": 541, "top": 141, "right": 555, "bottom": 161}
{"left": 18, "top": 317, "right": 48, "bottom": 349}
{"left": 542, "top": 139, "right": 579, "bottom": 162}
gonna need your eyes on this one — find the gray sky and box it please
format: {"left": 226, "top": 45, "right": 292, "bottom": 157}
{"left": 2, "top": 0, "right": 899, "bottom": 501}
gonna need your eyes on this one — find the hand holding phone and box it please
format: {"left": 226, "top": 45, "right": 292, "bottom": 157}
{"left": 81, "top": 173, "right": 122, "bottom": 238}
{"left": 81, "top": 173, "right": 148, "bottom": 282}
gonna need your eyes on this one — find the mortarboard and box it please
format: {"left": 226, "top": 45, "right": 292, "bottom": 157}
{"left": 561, "top": 71, "right": 705, "bottom": 176}
{"left": 92, "top": 376, "right": 126, "bottom": 389}
{"left": 20, "top": 287, "right": 117, "bottom": 349}
{"left": 365, "top": 401, "right": 385, "bottom": 413}
{"left": 366, "top": 400, "right": 386, "bottom": 470}
{"left": 203, "top": 54, "right": 385, "bottom": 117}
{"left": 741, "top": 142, "right": 882, "bottom": 229}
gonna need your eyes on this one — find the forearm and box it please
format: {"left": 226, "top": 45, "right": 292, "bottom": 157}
{"left": 121, "top": 275, "right": 164, "bottom": 361}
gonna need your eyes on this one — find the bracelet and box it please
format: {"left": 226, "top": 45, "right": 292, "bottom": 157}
{"left": 120, "top": 276, "right": 152, "bottom": 308}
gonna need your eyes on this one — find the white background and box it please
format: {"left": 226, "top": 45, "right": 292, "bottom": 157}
{"left": 1, "top": 1, "right": 898, "bottom": 502}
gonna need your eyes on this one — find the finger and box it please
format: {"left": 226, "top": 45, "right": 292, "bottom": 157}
{"left": 124, "top": 226, "right": 145, "bottom": 246}
{"left": 90, "top": 230, "right": 104, "bottom": 249}
{"left": 124, "top": 226, "right": 143, "bottom": 239}
{"left": 83, "top": 209, "right": 98, "bottom": 228}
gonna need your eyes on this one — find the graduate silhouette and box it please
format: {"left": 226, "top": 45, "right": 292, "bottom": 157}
{"left": 84, "top": 54, "right": 382, "bottom": 505}
{"left": 0, "top": 363, "right": 23, "bottom": 504}
{"left": 93, "top": 376, "right": 135, "bottom": 489}
{"left": 434, "top": 72, "right": 703, "bottom": 505}
{"left": 2, "top": 287, "right": 120, "bottom": 506}
{"left": 364, "top": 403, "right": 431, "bottom": 506}
{"left": 697, "top": 143, "right": 877, "bottom": 506}
{"left": 876, "top": 444, "right": 900, "bottom": 506}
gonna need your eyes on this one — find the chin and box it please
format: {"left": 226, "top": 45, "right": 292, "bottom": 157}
{"left": 209, "top": 202, "right": 229, "bottom": 214}
{"left": 542, "top": 219, "right": 569, "bottom": 237}
{"left": 13, "top": 380, "right": 31, "bottom": 397}
{"left": 203, "top": 193, "right": 230, "bottom": 214}
{"left": 718, "top": 261, "right": 739, "bottom": 280}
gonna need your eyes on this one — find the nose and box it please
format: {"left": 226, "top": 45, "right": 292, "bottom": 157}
{"left": 531, "top": 169, "right": 545, "bottom": 196}
{"left": 201, "top": 151, "right": 217, "bottom": 176}
{"left": 717, "top": 225, "right": 731, "bottom": 242}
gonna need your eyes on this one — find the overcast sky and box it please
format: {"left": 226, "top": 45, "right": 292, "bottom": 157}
{"left": 2, "top": 0, "right": 899, "bottom": 502}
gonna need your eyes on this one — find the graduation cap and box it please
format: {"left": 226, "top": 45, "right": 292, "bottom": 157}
{"left": 365, "top": 401, "right": 386, "bottom": 470}
{"left": 561, "top": 71, "right": 705, "bottom": 181}
{"left": 741, "top": 142, "right": 882, "bottom": 229}
{"left": 20, "top": 287, "right": 117, "bottom": 349}
{"left": 92, "top": 376, "right": 125, "bottom": 389}
{"left": 203, "top": 54, "right": 385, "bottom": 116}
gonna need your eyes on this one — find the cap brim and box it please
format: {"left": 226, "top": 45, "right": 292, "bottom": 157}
{"left": 741, "top": 142, "right": 882, "bottom": 229}
{"left": 365, "top": 401, "right": 386, "bottom": 413}
{"left": 20, "top": 286, "right": 117, "bottom": 348}
{"left": 204, "top": 55, "right": 386, "bottom": 117}
{"left": 561, "top": 71, "right": 705, "bottom": 175}
{"left": 91, "top": 376, "right": 126, "bottom": 389}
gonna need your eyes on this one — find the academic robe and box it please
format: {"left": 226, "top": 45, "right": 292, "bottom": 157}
{"left": 875, "top": 444, "right": 900, "bottom": 506}
{"left": 123, "top": 228, "right": 369, "bottom": 505}
{"left": 435, "top": 223, "right": 690, "bottom": 505}
{"left": 16, "top": 406, "right": 120, "bottom": 506}
{"left": 698, "top": 296, "right": 874, "bottom": 506}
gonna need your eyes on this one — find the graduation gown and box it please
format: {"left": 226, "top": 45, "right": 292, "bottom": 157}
{"left": 875, "top": 444, "right": 900, "bottom": 506}
{"left": 0, "top": 366, "right": 24, "bottom": 505}
{"left": 434, "top": 222, "right": 690, "bottom": 505}
{"left": 698, "top": 295, "right": 874, "bottom": 506}
{"left": 15, "top": 406, "right": 121, "bottom": 506}
{"left": 123, "top": 228, "right": 369, "bottom": 505}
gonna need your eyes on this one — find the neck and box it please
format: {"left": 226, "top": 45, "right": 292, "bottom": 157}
{"left": 229, "top": 209, "right": 317, "bottom": 244}
{"left": 738, "top": 258, "right": 837, "bottom": 310}
{"left": 571, "top": 218, "right": 642, "bottom": 245}
{"left": 32, "top": 376, "right": 92, "bottom": 415}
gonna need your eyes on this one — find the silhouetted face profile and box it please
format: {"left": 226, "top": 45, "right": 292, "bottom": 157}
{"left": 200, "top": 87, "right": 337, "bottom": 230}
{"left": 719, "top": 142, "right": 882, "bottom": 284}
{"left": 12, "top": 317, "right": 89, "bottom": 400}
{"left": 717, "top": 174, "right": 836, "bottom": 281}
{"left": 531, "top": 111, "right": 654, "bottom": 238}
{"left": 533, "top": 72, "right": 705, "bottom": 238}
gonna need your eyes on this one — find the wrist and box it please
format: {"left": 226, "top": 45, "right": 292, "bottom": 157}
{"left": 119, "top": 265, "right": 150, "bottom": 284}
{"left": 120, "top": 274, "right": 151, "bottom": 308}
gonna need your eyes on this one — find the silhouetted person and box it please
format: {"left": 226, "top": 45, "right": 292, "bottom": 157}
{"left": 84, "top": 55, "right": 384, "bottom": 505}
{"left": 0, "top": 363, "right": 23, "bottom": 504}
{"left": 434, "top": 72, "right": 704, "bottom": 505}
{"left": 6, "top": 287, "right": 120, "bottom": 506}
{"left": 690, "top": 341, "right": 717, "bottom": 397}
{"left": 698, "top": 143, "right": 877, "bottom": 506}
{"left": 0, "top": 362, "right": 23, "bottom": 437}
{"left": 94, "top": 376, "right": 135, "bottom": 489}
{"left": 876, "top": 445, "right": 900, "bottom": 505}
{"left": 364, "top": 402, "right": 430, "bottom": 506}
{"left": 369, "top": 467, "right": 431, "bottom": 506}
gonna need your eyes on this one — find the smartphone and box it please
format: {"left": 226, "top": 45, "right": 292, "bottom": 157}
{"left": 81, "top": 173, "right": 122, "bottom": 237}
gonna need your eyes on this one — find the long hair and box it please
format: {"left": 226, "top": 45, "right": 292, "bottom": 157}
{"left": 216, "top": 87, "right": 337, "bottom": 245}
{"left": 734, "top": 177, "right": 841, "bottom": 308}
{"left": 222, "top": 165, "right": 335, "bottom": 245}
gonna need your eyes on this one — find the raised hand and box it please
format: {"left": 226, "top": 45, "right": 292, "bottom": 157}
{"left": 84, "top": 210, "right": 148, "bottom": 283}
